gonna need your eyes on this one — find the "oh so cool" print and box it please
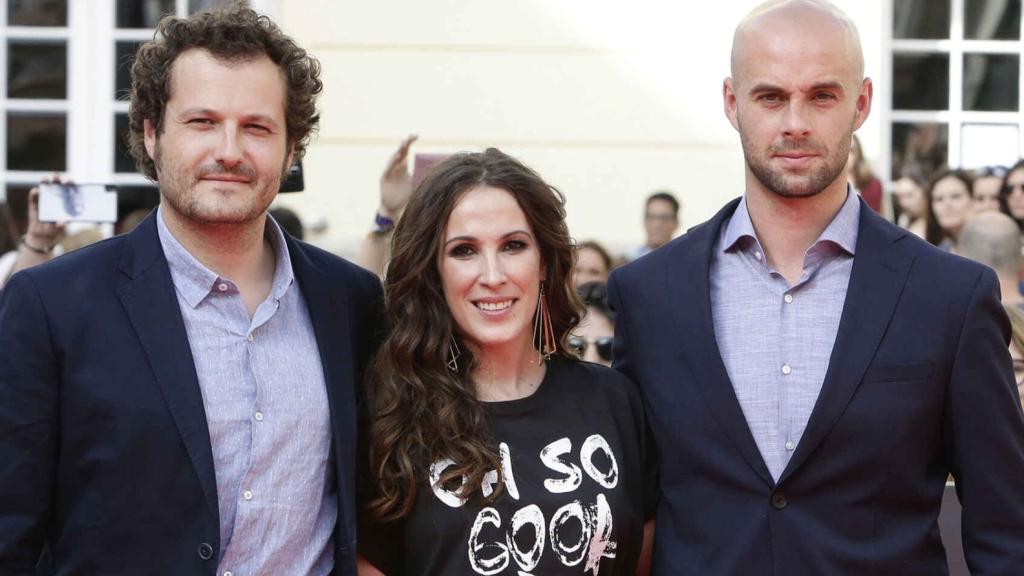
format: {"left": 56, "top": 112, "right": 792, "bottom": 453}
{"left": 428, "top": 434, "right": 620, "bottom": 575}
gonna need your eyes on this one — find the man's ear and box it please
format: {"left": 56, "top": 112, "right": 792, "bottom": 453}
{"left": 852, "top": 77, "right": 873, "bottom": 131}
{"left": 143, "top": 118, "right": 158, "bottom": 161}
{"left": 723, "top": 77, "right": 741, "bottom": 132}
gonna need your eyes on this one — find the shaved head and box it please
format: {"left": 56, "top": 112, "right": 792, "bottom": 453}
{"left": 731, "top": 0, "right": 864, "bottom": 86}
{"left": 722, "top": 0, "right": 871, "bottom": 200}
{"left": 959, "top": 211, "right": 1023, "bottom": 274}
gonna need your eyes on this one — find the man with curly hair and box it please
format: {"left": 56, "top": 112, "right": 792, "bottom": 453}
{"left": 0, "top": 4, "right": 381, "bottom": 575}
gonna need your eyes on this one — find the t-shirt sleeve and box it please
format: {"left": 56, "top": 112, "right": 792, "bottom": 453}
{"left": 629, "top": 375, "right": 660, "bottom": 519}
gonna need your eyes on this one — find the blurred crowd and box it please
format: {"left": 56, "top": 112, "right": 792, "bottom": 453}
{"left": 3, "top": 132, "right": 1024, "bottom": 410}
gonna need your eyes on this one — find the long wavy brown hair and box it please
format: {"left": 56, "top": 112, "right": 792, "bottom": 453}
{"left": 366, "top": 148, "right": 584, "bottom": 521}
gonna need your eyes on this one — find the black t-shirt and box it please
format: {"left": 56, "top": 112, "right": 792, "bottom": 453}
{"left": 359, "top": 357, "right": 655, "bottom": 575}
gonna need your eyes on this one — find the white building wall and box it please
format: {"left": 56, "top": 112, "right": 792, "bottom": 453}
{"left": 275, "top": 1, "right": 887, "bottom": 258}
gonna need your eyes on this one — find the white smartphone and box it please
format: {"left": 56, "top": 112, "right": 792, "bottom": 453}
{"left": 38, "top": 183, "right": 118, "bottom": 223}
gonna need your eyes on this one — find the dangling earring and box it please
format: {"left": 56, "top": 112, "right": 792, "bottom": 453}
{"left": 533, "top": 282, "right": 557, "bottom": 362}
{"left": 447, "top": 335, "right": 461, "bottom": 372}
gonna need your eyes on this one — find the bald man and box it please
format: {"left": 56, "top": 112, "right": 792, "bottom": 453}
{"left": 608, "top": 1, "right": 1024, "bottom": 573}
{"left": 959, "top": 211, "right": 1024, "bottom": 307}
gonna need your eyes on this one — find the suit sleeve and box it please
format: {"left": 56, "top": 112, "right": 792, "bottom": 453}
{"left": 0, "top": 273, "right": 59, "bottom": 573}
{"left": 945, "top": 267, "right": 1024, "bottom": 573}
{"left": 607, "top": 270, "right": 659, "bottom": 517}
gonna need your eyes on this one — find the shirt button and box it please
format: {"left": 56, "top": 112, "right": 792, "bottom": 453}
{"left": 217, "top": 283, "right": 228, "bottom": 292}
{"left": 254, "top": 411, "right": 264, "bottom": 422}
{"left": 785, "top": 441, "right": 796, "bottom": 451}
{"left": 224, "top": 572, "right": 234, "bottom": 576}
{"left": 784, "top": 293, "right": 793, "bottom": 304}
{"left": 754, "top": 250, "right": 763, "bottom": 261}
{"left": 243, "top": 490, "right": 253, "bottom": 501}
{"left": 247, "top": 333, "right": 254, "bottom": 342}
{"left": 782, "top": 364, "right": 792, "bottom": 375}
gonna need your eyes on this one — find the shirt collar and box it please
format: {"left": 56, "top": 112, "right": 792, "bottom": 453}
{"left": 157, "top": 206, "right": 295, "bottom": 309}
{"left": 721, "top": 186, "right": 861, "bottom": 256}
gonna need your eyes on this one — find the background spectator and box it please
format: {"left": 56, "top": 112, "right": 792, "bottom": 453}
{"left": 636, "top": 190, "right": 680, "bottom": 259}
{"left": 927, "top": 169, "right": 974, "bottom": 250}
{"left": 0, "top": 182, "right": 63, "bottom": 289}
{"left": 573, "top": 239, "right": 613, "bottom": 289}
{"left": 958, "top": 211, "right": 1023, "bottom": 307}
{"left": 848, "top": 134, "right": 882, "bottom": 212}
{"left": 893, "top": 166, "right": 940, "bottom": 243}
{"left": 0, "top": 203, "right": 17, "bottom": 283}
{"left": 972, "top": 166, "right": 1005, "bottom": 214}
{"left": 1000, "top": 159, "right": 1024, "bottom": 230}
{"left": 570, "top": 281, "right": 614, "bottom": 367}
{"left": 1003, "top": 303, "right": 1024, "bottom": 411}
{"left": 356, "top": 134, "right": 417, "bottom": 278}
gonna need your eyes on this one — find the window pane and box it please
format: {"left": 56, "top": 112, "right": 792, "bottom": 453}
{"left": 116, "top": 0, "right": 176, "bottom": 28}
{"left": 893, "top": 54, "right": 949, "bottom": 110}
{"left": 894, "top": 0, "right": 951, "bottom": 39}
{"left": 961, "top": 124, "right": 1019, "bottom": 168}
{"left": 7, "top": 41, "right": 67, "bottom": 99}
{"left": 189, "top": 0, "right": 232, "bottom": 13}
{"left": 965, "top": 0, "right": 1021, "bottom": 40}
{"left": 8, "top": 0, "right": 67, "bottom": 26}
{"left": 891, "top": 122, "right": 948, "bottom": 180}
{"left": 7, "top": 113, "right": 67, "bottom": 171}
{"left": 114, "top": 113, "right": 138, "bottom": 173}
{"left": 964, "top": 54, "right": 1019, "bottom": 111}
{"left": 115, "top": 41, "right": 144, "bottom": 100}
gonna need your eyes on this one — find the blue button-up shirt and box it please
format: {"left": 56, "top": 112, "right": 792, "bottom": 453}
{"left": 709, "top": 191, "right": 860, "bottom": 481}
{"left": 158, "top": 207, "right": 335, "bottom": 575}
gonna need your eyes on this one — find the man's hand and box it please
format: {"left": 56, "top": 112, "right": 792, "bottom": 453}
{"left": 378, "top": 134, "right": 418, "bottom": 219}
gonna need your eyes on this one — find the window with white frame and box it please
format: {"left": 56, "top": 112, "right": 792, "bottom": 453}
{"left": 0, "top": 0, "right": 271, "bottom": 229}
{"left": 887, "top": 0, "right": 1023, "bottom": 184}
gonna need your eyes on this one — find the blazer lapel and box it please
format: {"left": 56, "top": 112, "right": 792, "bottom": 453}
{"left": 286, "top": 237, "right": 359, "bottom": 536}
{"left": 671, "top": 198, "right": 775, "bottom": 487}
{"left": 778, "top": 205, "right": 915, "bottom": 484}
{"left": 116, "top": 213, "right": 219, "bottom": 525}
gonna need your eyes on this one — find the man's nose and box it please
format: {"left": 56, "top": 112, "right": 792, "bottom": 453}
{"left": 781, "top": 101, "right": 811, "bottom": 139}
{"left": 214, "top": 125, "right": 244, "bottom": 167}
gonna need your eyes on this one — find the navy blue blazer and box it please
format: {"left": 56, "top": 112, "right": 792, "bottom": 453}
{"left": 0, "top": 213, "right": 382, "bottom": 575}
{"left": 608, "top": 198, "right": 1024, "bottom": 575}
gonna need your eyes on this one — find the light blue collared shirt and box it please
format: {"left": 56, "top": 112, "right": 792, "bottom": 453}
{"left": 709, "top": 190, "right": 860, "bottom": 481}
{"left": 158, "top": 207, "right": 335, "bottom": 575}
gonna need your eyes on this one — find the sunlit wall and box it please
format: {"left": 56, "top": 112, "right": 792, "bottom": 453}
{"left": 278, "top": 1, "right": 885, "bottom": 257}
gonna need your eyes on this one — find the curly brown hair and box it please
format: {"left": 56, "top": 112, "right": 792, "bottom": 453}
{"left": 128, "top": 1, "right": 322, "bottom": 181}
{"left": 366, "top": 148, "right": 584, "bottom": 521}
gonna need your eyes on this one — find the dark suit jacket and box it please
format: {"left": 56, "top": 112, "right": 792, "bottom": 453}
{"left": 608, "top": 198, "right": 1024, "bottom": 575}
{"left": 0, "top": 213, "right": 382, "bottom": 575}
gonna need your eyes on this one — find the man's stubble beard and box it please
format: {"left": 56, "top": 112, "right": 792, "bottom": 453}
{"left": 153, "top": 139, "right": 290, "bottom": 225}
{"left": 739, "top": 113, "right": 856, "bottom": 200}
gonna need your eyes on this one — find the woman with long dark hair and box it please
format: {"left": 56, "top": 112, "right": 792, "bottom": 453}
{"left": 358, "top": 148, "right": 654, "bottom": 575}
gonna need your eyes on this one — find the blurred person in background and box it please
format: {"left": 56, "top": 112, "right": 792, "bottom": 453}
{"left": 573, "top": 239, "right": 613, "bottom": 288}
{"left": 1003, "top": 303, "right": 1024, "bottom": 410}
{"left": 972, "top": 166, "right": 1005, "bottom": 214}
{"left": 0, "top": 183, "right": 63, "bottom": 289}
{"left": 958, "top": 211, "right": 1024, "bottom": 307}
{"left": 357, "top": 135, "right": 417, "bottom": 278}
{"left": 571, "top": 281, "right": 615, "bottom": 367}
{"left": 892, "top": 166, "right": 941, "bottom": 243}
{"left": 847, "top": 134, "right": 881, "bottom": 212}
{"left": 1000, "top": 159, "right": 1024, "bottom": 230}
{"left": 635, "top": 191, "right": 679, "bottom": 259}
{"left": 927, "top": 169, "right": 974, "bottom": 251}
